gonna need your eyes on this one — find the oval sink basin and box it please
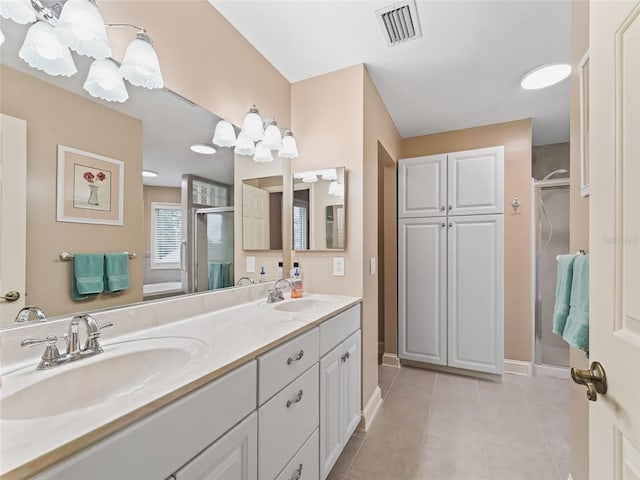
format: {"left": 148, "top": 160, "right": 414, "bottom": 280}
{"left": 272, "top": 298, "right": 328, "bottom": 313}
{"left": 0, "top": 336, "right": 207, "bottom": 421}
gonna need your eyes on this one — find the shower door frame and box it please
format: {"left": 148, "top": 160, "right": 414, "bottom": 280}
{"left": 531, "top": 178, "right": 570, "bottom": 377}
{"left": 192, "top": 206, "right": 235, "bottom": 293}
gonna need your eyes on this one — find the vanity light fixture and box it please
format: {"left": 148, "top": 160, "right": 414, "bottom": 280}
{"left": 119, "top": 31, "right": 163, "bottom": 89}
{"left": 55, "top": 0, "right": 111, "bottom": 59}
{"left": 0, "top": 0, "right": 36, "bottom": 24}
{"left": 262, "top": 118, "right": 282, "bottom": 150}
{"left": 83, "top": 58, "right": 128, "bottom": 102}
{"left": 241, "top": 105, "right": 265, "bottom": 142}
{"left": 190, "top": 144, "right": 216, "bottom": 155}
{"left": 19, "top": 21, "right": 77, "bottom": 77}
{"left": 235, "top": 132, "right": 256, "bottom": 156}
{"left": 520, "top": 63, "right": 571, "bottom": 90}
{"left": 253, "top": 141, "right": 273, "bottom": 163}
{"left": 142, "top": 170, "right": 158, "bottom": 177}
{"left": 278, "top": 129, "right": 299, "bottom": 159}
{"left": 212, "top": 120, "right": 237, "bottom": 147}
{"left": 0, "top": 28, "right": 4, "bottom": 45}
{"left": 328, "top": 181, "right": 344, "bottom": 199}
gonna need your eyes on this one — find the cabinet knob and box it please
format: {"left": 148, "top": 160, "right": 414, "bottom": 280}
{"left": 286, "top": 350, "right": 304, "bottom": 365}
{"left": 286, "top": 389, "right": 304, "bottom": 408}
{"left": 289, "top": 464, "right": 303, "bottom": 480}
{"left": 448, "top": 205, "right": 453, "bottom": 211}
{"left": 440, "top": 206, "right": 445, "bottom": 211}
{"left": 441, "top": 222, "right": 446, "bottom": 228}
{"left": 449, "top": 222, "right": 453, "bottom": 228}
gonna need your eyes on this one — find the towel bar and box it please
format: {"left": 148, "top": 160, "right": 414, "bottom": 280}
{"left": 59, "top": 251, "right": 136, "bottom": 262}
{"left": 556, "top": 250, "right": 587, "bottom": 261}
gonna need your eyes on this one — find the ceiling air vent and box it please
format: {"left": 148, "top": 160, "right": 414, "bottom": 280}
{"left": 376, "top": 0, "right": 422, "bottom": 47}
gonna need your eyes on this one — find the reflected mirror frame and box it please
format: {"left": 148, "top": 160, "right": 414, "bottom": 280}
{"left": 291, "top": 167, "right": 346, "bottom": 252}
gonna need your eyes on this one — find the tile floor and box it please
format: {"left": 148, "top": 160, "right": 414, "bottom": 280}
{"left": 328, "top": 365, "right": 570, "bottom": 480}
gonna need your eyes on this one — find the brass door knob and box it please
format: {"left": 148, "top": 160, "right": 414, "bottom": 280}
{"left": 0, "top": 291, "right": 20, "bottom": 302}
{"left": 571, "top": 361, "right": 607, "bottom": 401}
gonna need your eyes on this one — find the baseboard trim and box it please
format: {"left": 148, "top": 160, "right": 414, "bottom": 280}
{"left": 381, "top": 353, "right": 400, "bottom": 367}
{"left": 358, "top": 386, "right": 382, "bottom": 432}
{"left": 533, "top": 363, "right": 570, "bottom": 379}
{"left": 401, "top": 359, "right": 502, "bottom": 382}
{"left": 504, "top": 359, "right": 533, "bottom": 376}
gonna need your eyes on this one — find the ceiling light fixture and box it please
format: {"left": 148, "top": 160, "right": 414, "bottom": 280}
{"left": 520, "top": 63, "right": 571, "bottom": 90}
{"left": 253, "top": 141, "right": 273, "bottom": 163}
{"left": 212, "top": 120, "right": 237, "bottom": 147}
{"left": 241, "top": 105, "right": 265, "bottom": 142}
{"left": 234, "top": 107, "right": 299, "bottom": 161}
{"left": 190, "top": 144, "right": 216, "bottom": 155}
{"left": 262, "top": 118, "right": 282, "bottom": 150}
{"left": 278, "top": 129, "right": 299, "bottom": 159}
{"left": 142, "top": 170, "right": 158, "bottom": 177}
{"left": 2, "top": 0, "right": 163, "bottom": 103}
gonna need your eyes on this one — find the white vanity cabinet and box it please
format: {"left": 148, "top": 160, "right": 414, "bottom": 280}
{"left": 318, "top": 307, "right": 361, "bottom": 480}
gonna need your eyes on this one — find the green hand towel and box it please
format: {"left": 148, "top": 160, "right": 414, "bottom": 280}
{"left": 104, "top": 253, "right": 130, "bottom": 292}
{"left": 208, "top": 262, "right": 232, "bottom": 290}
{"left": 72, "top": 254, "right": 104, "bottom": 300}
{"left": 552, "top": 254, "right": 577, "bottom": 336}
{"left": 563, "top": 255, "right": 590, "bottom": 354}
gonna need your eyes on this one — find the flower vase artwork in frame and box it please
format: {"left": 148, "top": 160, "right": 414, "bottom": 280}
{"left": 57, "top": 145, "right": 124, "bottom": 225}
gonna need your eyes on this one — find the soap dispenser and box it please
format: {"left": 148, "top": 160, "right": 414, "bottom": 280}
{"left": 290, "top": 262, "right": 304, "bottom": 298}
{"left": 259, "top": 266, "right": 266, "bottom": 283}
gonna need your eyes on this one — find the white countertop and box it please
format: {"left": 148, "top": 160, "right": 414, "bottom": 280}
{"left": 0, "top": 293, "right": 361, "bottom": 479}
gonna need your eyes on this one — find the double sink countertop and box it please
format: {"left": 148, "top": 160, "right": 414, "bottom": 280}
{"left": 0, "top": 292, "right": 361, "bottom": 480}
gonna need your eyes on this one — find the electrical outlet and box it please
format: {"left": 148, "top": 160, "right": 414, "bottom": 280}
{"left": 333, "top": 257, "right": 345, "bottom": 276}
{"left": 370, "top": 257, "right": 377, "bottom": 275}
{"left": 246, "top": 256, "right": 255, "bottom": 273}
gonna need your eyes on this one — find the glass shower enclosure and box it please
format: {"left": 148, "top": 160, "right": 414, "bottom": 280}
{"left": 534, "top": 178, "right": 570, "bottom": 370}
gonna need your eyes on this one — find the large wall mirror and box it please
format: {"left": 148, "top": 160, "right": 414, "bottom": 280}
{"left": 0, "top": 20, "right": 282, "bottom": 326}
{"left": 292, "top": 168, "right": 346, "bottom": 251}
{"left": 242, "top": 176, "right": 284, "bottom": 251}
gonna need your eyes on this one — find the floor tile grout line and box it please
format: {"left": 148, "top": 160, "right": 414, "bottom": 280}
{"left": 534, "top": 408, "right": 565, "bottom": 480}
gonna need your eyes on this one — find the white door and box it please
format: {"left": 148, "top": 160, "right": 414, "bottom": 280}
{"left": 242, "top": 184, "right": 269, "bottom": 250}
{"left": 398, "top": 217, "right": 447, "bottom": 365}
{"left": 342, "top": 330, "right": 361, "bottom": 441}
{"left": 447, "top": 146, "right": 504, "bottom": 216}
{"left": 447, "top": 215, "right": 504, "bottom": 374}
{"left": 587, "top": 1, "right": 640, "bottom": 477}
{"left": 319, "top": 344, "right": 343, "bottom": 480}
{"left": 174, "top": 412, "right": 257, "bottom": 480}
{"left": 397, "top": 154, "right": 447, "bottom": 218}
{"left": 0, "top": 114, "right": 27, "bottom": 325}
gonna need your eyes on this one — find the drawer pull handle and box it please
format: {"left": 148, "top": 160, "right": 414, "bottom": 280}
{"left": 286, "top": 389, "right": 304, "bottom": 408}
{"left": 290, "top": 463, "right": 303, "bottom": 480}
{"left": 287, "top": 350, "right": 304, "bottom": 365}
{"left": 341, "top": 351, "right": 350, "bottom": 362}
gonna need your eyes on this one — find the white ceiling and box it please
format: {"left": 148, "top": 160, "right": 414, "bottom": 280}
{"left": 211, "top": 0, "right": 572, "bottom": 146}
{"left": 0, "top": 19, "right": 234, "bottom": 188}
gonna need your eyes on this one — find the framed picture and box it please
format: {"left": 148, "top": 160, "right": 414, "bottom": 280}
{"left": 579, "top": 50, "right": 590, "bottom": 197}
{"left": 56, "top": 145, "right": 124, "bottom": 225}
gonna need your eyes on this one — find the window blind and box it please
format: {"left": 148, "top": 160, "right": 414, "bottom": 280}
{"left": 151, "top": 203, "right": 182, "bottom": 269}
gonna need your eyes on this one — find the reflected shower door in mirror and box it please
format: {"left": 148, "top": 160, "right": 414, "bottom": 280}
{"left": 292, "top": 168, "right": 346, "bottom": 251}
{"left": 242, "top": 176, "right": 284, "bottom": 251}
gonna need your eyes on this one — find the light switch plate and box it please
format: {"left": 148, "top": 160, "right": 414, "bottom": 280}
{"left": 370, "top": 257, "right": 377, "bottom": 275}
{"left": 246, "top": 256, "right": 255, "bottom": 273}
{"left": 333, "top": 257, "right": 345, "bottom": 276}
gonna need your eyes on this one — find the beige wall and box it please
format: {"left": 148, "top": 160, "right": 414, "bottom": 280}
{"left": 569, "top": 1, "right": 590, "bottom": 479}
{"left": 143, "top": 186, "right": 181, "bottom": 252}
{"left": 0, "top": 65, "right": 144, "bottom": 317}
{"left": 532, "top": 142, "right": 570, "bottom": 180}
{"left": 402, "top": 119, "right": 533, "bottom": 362}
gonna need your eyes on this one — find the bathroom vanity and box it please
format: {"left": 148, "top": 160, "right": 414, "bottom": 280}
{"left": 0, "top": 288, "right": 361, "bottom": 480}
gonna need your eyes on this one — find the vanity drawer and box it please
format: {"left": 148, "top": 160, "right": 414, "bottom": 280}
{"left": 258, "top": 327, "right": 319, "bottom": 405}
{"left": 319, "top": 305, "right": 360, "bottom": 357}
{"left": 275, "top": 429, "right": 319, "bottom": 480}
{"left": 258, "top": 364, "right": 319, "bottom": 480}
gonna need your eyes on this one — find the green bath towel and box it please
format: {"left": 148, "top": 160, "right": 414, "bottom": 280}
{"left": 563, "top": 255, "right": 590, "bottom": 354}
{"left": 208, "top": 262, "right": 232, "bottom": 290}
{"left": 552, "top": 254, "right": 577, "bottom": 337}
{"left": 72, "top": 254, "right": 104, "bottom": 300}
{"left": 104, "top": 253, "right": 131, "bottom": 292}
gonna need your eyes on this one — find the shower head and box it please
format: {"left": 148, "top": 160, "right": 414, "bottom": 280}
{"left": 541, "top": 169, "right": 569, "bottom": 181}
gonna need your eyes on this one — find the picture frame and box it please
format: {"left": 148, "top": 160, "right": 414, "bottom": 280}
{"left": 579, "top": 50, "right": 590, "bottom": 197}
{"left": 56, "top": 145, "right": 124, "bottom": 225}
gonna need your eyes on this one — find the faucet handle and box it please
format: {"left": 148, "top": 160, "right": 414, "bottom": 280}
{"left": 21, "top": 335, "right": 58, "bottom": 348}
{"left": 21, "top": 336, "right": 61, "bottom": 369}
{"left": 98, "top": 322, "right": 114, "bottom": 331}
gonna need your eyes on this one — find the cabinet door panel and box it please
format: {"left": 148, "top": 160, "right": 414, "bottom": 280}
{"left": 398, "top": 155, "right": 446, "bottom": 218}
{"left": 448, "top": 147, "right": 504, "bottom": 216}
{"left": 274, "top": 429, "right": 319, "bottom": 480}
{"left": 342, "top": 331, "right": 361, "bottom": 441}
{"left": 319, "top": 344, "right": 343, "bottom": 480}
{"left": 175, "top": 412, "right": 257, "bottom": 480}
{"left": 398, "top": 218, "right": 447, "bottom": 365}
{"left": 448, "top": 215, "right": 504, "bottom": 374}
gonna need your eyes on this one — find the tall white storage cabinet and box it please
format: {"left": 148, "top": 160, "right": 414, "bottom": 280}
{"left": 398, "top": 146, "right": 504, "bottom": 375}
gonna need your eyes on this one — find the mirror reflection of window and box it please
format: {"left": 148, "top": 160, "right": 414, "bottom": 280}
{"left": 293, "top": 198, "right": 309, "bottom": 250}
{"left": 151, "top": 203, "right": 182, "bottom": 270}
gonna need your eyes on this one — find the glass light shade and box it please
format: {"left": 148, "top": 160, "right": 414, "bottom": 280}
{"left": 0, "top": 0, "right": 36, "bottom": 24}
{"left": 241, "top": 106, "right": 264, "bottom": 142}
{"left": 234, "top": 132, "right": 255, "bottom": 156}
{"left": 0, "top": 28, "right": 4, "bottom": 46}
{"left": 302, "top": 173, "right": 318, "bottom": 183}
{"left": 520, "top": 63, "right": 571, "bottom": 90}
{"left": 278, "top": 130, "right": 298, "bottom": 159}
{"left": 212, "top": 120, "right": 237, "bottom": 147}
{"left": 120, "top": 34, "right": 164, "bottom": 89}
{"left": 83, "top": 59, "right": 129, "bottom": 103}
{"left": 19, "top": 22, "right": 77, "bottom": 77}
{"left": 320, "top": 168, "right": 338, "bottom": 181}
{"left": 253, "top": 141, "right": 273, "bottom": 163}
{"left": 262, "top": 120, "right": 282, "bottom": 150}
{"left": 329, "top": 181, "right": 344, "bottom": 198}
{"left": 55, "top": 0, "right": 111, "bottom": 59}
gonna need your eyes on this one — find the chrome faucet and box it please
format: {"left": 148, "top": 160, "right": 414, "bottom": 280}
{"left": 21, "top": 314, "right": 113, "bottom": 370}
{"left": 266, "top": 279, "right": 293, "bottom": 304}
{"left": 14, "top": 306, "right": 47, "bottom": 323}
{"left": 236, "top": 276, "right": 255, "bottom": 286}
